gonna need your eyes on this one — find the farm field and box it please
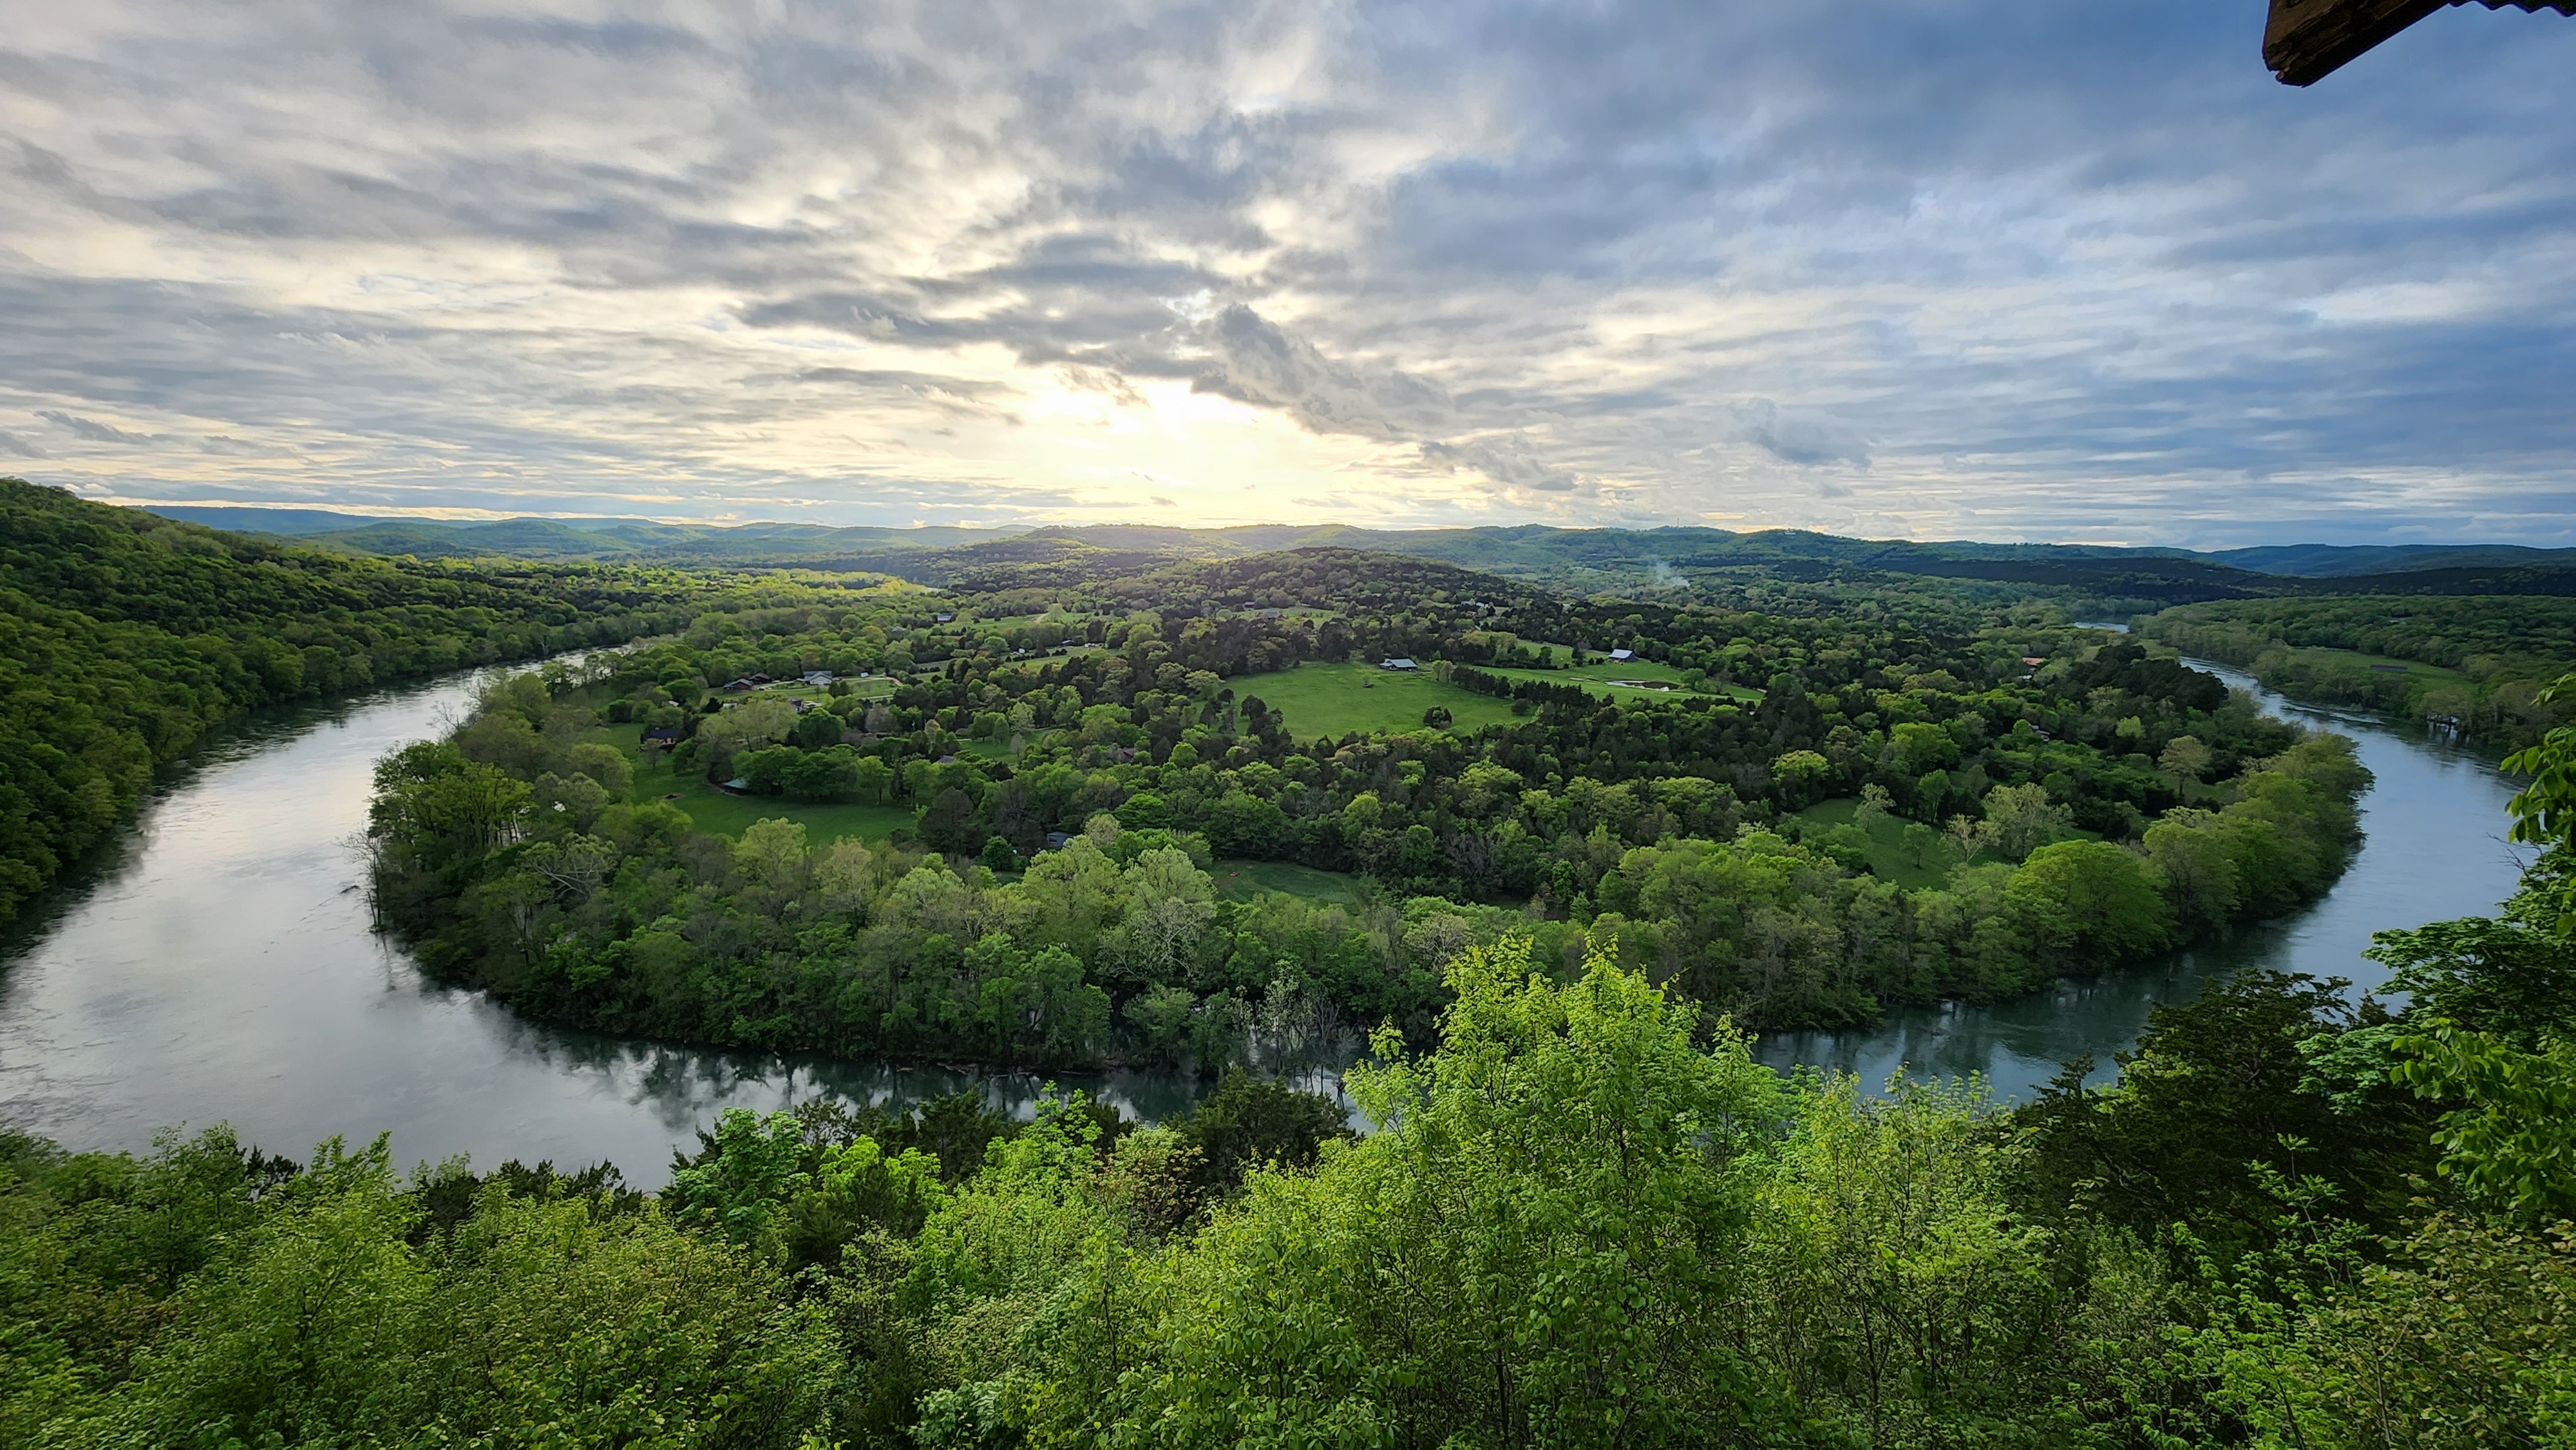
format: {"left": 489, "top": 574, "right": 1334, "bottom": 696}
{"left": 1229, "top": 659, "right": 1522, "bottom": 739}
{"left": 1484, "top": 655, "right": 1765, "bottom": 703}
{"left": 1208, "top": 858, "right": 1364, "bottom": 906}
{"left": 2269, "top": 646, "right": 2469, "bottom": 688}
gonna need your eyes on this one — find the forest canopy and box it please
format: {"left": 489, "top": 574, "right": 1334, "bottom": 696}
{"left": 371, "top": 554, "right": 2369, "bottom": 1071}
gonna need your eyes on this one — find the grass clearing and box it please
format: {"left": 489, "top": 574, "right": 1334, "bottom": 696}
{"left": 2282, "top": 647, "right": 2469, "bottom": 687}
{"left": 1230, "top": 660, "right": 1522, "bottom": 740}
{"left": 1796, "top": 796, "right": 2107, "bottom": 891}
{"left": 1795, "top": 797, "right": 1956, "bottom": 890}
{"left": 1485, "top": 656, "right": 1764, "bottom": 704}
{"left": 607, "top": 722, "right": 916, "bottom": 844}
{"left": 1209, "top": 858, "right": 1364, "bottom": 906}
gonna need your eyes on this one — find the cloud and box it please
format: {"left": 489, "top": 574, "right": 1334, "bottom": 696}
{"left": 1421, "top": 435, "right": 1582, "bottom": 493}
{"left": 1732, "top": 399, "right": 1870, "bottom": 469}
{"left": 0, "top": 431, "right": 44, "bottom": 458}
{"left": 39, "top": 410, "right": 160, "bottom": 444}
{"left": 0, "top": 0, "right": 2566, "bottom": 541}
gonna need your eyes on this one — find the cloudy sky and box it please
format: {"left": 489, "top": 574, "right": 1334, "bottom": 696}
{"left": 3, "top": 1, "right": 2570, "bottom": 545}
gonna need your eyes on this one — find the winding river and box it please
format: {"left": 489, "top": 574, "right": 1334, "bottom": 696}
{"left": 0, "top": 655, "right": 2528, "bottom": 1187}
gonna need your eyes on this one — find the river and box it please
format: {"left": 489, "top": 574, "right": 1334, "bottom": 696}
{"left": 0, "top": 657, "right": 2529, "bottom": 1186}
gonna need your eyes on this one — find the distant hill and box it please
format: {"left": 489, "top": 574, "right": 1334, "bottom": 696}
{"left": 129, "top": 504, "right": 2576, "bottom": 603}
{"left": 138, "top": 505, "right": 404, "bottom": 535}
{"left": 2200, "top": 543, "right": 2576, "bottom": 578}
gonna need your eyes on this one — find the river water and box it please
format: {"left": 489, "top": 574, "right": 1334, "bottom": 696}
{"left": 0, "top": 659, "right": 2528, "bottom": 1187}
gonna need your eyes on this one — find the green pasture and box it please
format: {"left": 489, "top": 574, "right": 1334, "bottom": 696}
{"left": 1209, "top": 858, "right": 1364, "bottom": 906}
{"left": 1229, "top": 660, "right": 1522, "bottom": 739}
{"left": 1794, "top": 798, "right": 1956, "bottom": 889}
{"left": 2280, "top": 647, "right": 2468, "bottom": 687}
{"left": 1486, "top": 655, "right": 1765, "bottom": 704}
{"left": 607, "top": 722, "right": 915, "bottom": 844}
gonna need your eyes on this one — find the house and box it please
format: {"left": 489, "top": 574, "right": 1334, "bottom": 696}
{"left": 933, "top": 612, "right": 955, "bottom": 623}
{"left": 790, "top": 699, "right": 815, "bottom": 713}
{"left": 717, "top": 777, "right": 754, "bottom": 796}
{"left": 2021, "top": 656, "right": 2046, "bottom": 667}
{"left": 1043, "top": 831, "right": 1075, "bottom": 851}
{"left": 801, "top": 670, "right": 834, "bottom": 685}
{"left": 723, "top": 679, "right": 756, "bottom": 692}
{"left": 642, "top": 726, "right": 681, "bottom": 745}
{"left": 1380, "top": 657, "right": 1419, "bottom": 671}
{"left": 746, "top": 672, "right": 774, "bottom": 685}
{"left": 1607, "top": 648, "right": 1634, "bottom": 662}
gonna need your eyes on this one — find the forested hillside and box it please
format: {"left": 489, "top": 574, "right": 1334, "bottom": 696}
{"left": 2140, "top": 594, "right": 2576, "bottom": 744}
{"left": 0, "top": 479, "right": 708, "bottom": 923}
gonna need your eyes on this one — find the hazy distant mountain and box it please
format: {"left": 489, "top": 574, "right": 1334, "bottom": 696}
{"left": 131, "top": 504, "right": 2576, "bottom": 603}
{"left": 140, "top": 505, "right": 405, "bottom": 535}
{"left": 2197, "top": 543, "right": 2576, "bottom": 578}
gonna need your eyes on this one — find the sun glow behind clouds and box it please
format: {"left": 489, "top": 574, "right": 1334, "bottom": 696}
{"left": 0, "top": 1, "right": 2571, "bottom": 543}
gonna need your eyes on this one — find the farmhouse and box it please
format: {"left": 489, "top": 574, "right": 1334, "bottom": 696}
{"left": 1379, "top": 657, "right": 1419, "bottom": 671}
{"left": 1607, "top": 648, "right": 1634, "bottom": 662}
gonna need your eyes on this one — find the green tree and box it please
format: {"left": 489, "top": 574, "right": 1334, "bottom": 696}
{"left": 2005, "top": 840, "right": 2172, "bottom": 965}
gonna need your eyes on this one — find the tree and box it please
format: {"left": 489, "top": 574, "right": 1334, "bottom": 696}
{"left": 1420, "top": 704, "right": 1453, "bottom": 728}
{"left": 1108, "top": 938, "right": 1785, "bottom": 1447}
{"left": 978, "top": 835, "right": 1021, "bottom": 875}
{"left": 1771, "top": 749, "right": 1830, "bottom": 808}
{"left": 2503, "top": 670, "right": 2576, "bottom": 932}
{"left": 1117, "top": 847, "right": 1217, "bottom": 983}
{"left": 920, "top": 787, "right": 980, "bottom": 854}
{"left": 2159, "top": 734, "right": 2212, "bottom": 782}
{"left": 1980, "top": 782, "right": 2071, "bottom": 863}
{"left": 2007, "top": 840, "right": 2171, "bottom": 964}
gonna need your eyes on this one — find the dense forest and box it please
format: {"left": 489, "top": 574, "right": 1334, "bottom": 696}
{"left": 4, "top": 704, "right": 2571, "bottom": 1445}
{"left": 2139, "top": 594, "right": 2576, "bottom": 746}
{"left": 0, "top": 479, "right": 806, "bottom": 926}
{"left": 372, "top": 548, "right": 2367, "bottom": 1067}
{"left": 6, "top": 490, "right": 2573, "bottom": 1444}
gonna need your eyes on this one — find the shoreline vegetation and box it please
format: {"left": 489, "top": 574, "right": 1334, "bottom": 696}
{"left": 2137, "top": 594, "right": 2576, "bottom": 747}
{"left": 10, "top": 791, "right": 2575, "bottom": 1443}
{"left": 0, "top": 478, "right": 772, "bottom": 927}
{"left": 367, "top": 550, "right": 2371, "bottom": 1075}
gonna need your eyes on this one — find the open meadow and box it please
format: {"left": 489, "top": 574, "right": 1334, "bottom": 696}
{"left": 1229, "top": 659, "right": 1522, "bottom": 739}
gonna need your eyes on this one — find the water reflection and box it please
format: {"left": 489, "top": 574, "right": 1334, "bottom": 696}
{"left": 0, "top": 655, "right": 2526, "bottom": 1185}
{"left": 1753, "top": 660, "right": 2528, "bottom": 1100}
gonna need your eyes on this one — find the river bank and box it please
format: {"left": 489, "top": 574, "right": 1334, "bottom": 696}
{"left": 0, "top": 657, "right": 2526, "bottom": 1186}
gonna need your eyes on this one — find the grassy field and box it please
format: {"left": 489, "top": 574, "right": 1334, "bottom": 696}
{"left": 1486, "top": 657, "right": 1764, "bottom": 704}
{"left": 1229, "top": 660, "right": 1523, "bottom": 739}
{"left": 1796, "top": 796, "right": 2104, "bottom": 890}
{"left": 609, "top": 723, "right": 916, "bottom": 844}
{"left": 1794, "top": 798, "right": 1956, "bottom": 889}
{"left": 1209, "top": 858, "right": 1364, "bottom": 906}
{"left": 2278, "top": 647, "right": 2469, "bottom": 688}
